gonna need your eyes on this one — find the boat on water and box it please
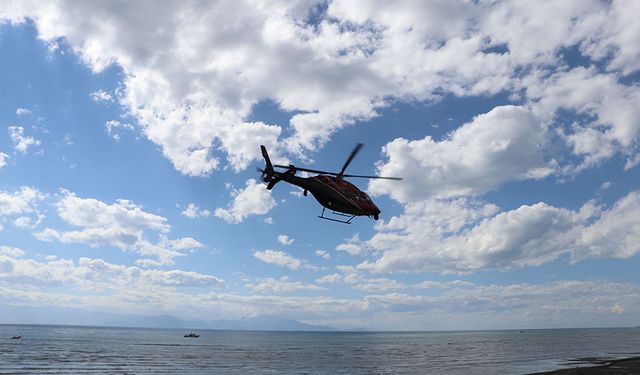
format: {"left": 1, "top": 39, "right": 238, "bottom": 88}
{"left": 11, "top": 336, "right": 21, "bottom": 340}
{"left": 184, "top": 332, "right": 199, "bottom": 338}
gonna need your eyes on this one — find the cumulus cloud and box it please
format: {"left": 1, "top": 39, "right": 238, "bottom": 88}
{"left": 166, "top": 237, "right": 204, "bottom": 251}
{"left": 13, "top": 214, "right": 44, "bottom": 229}
{"left": 104, "top": 120, "right": 135, "bottom": 141}
{"left": 0, "top": 186, "right": 45, "bottom": 230}
{"left": 253, "top": 249, "right": 302, "bottom": 270}
{"left": 277, "top": 234, "right": 294, "bottom": 246}
{"left": 574, "top": 192, "right": 640, "bottom": 261}
{"left": 0, "top": 251, "right": 224, "bottom": 289}
{"left": 215, "top": 179, "right": 276, "bottom": 223}
{"left": 359, "top": 192, "right": 640, "bottom": 274}
{"left": 358, "top": 280, "right": 640, "bottom": 330}
{"left": 34, "top": 190, "right": 202, "bottom": 264}
{"left": 0, "top": 247, "right": 638, "bottom": 329}
{"left": 3, "top": 0, "right": 637, "bottom": 177}
{"left": 523, "top": 67, "right": 640, "bottom": 171}
{"left": 316, "top": 265, "right": 405, "bottom": 292}
{"left": 413, "top": 280, "right": 474, "bottom": 290}
{"left": 245, "top": 276, "right": 326, "bottom": 293}
{"left": 369, "top": 106, "right": 553, "bottom": 202}
{"left": 0, "top": 246, "right": 26, "bottom": 257}
{"left": 181, "top": 203, "right": 211, "bottom": 219}
{"left": 1, "top": 4, "right": 639, "bottom": 327}
{"left": 0, "top": 277, "right": 636, "bottom": 330}
{"left": 336, "top": 233, "right": 365, "bottom": 256}
{"left": 8, "top": 126, "right": 41, "bottom": 154}
{"left": 315, "top": 250, "right": 330, "bottom": 259}
{"left": 89, "top": 90, "right": 113, "bottom": 102}
{"left": 575, "top": 0, "right": 640, "bottom": 75}
{"left": 15, "top": 107, "right": 31, "bottom": 116}
{"left": 0, "top": 152, "right": 7, "bottom": 168}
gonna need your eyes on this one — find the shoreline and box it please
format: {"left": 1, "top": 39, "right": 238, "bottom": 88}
{"left": 530, "top": 356, "right": 640, "bottom": 374}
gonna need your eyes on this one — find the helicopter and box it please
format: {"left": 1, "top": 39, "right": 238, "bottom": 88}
{"left": 258, "top": 143, "right": 402, "bottom": 224}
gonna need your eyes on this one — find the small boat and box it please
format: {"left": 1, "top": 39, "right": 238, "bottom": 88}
{"left": 11, "top": 336, "right": 21, "bottom": 340}
{"left": 184, "top": 332, "right": 199, "bottom": 338}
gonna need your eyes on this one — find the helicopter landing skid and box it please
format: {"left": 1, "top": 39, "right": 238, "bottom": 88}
{"left": 318, "top": 207, "right": 356, "bottom": 224}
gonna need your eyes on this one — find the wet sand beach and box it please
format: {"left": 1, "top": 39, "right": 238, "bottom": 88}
{"left": 531, "top": 357, "right": 640, "bottom": 374}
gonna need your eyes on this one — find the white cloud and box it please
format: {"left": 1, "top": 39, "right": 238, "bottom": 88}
{"left": 414, "top": 280, "right": 474, "bottom": 290}
{"left": 166, "top": 237, "right": 204, "bottom": 251}
{"left": 13, "top": 214, "right": 44, "bottom": 229}
{"left": 600, "top": 182, "right": 613, "bottom": 191}
{"left": 315, "top": 273, "right": 342, "bottom": 284}
{"left": 0, "top": 246, "right": 26, "bottom": 257}
{"left": 290, "top": 190, "right": 304, "bottom": 198}
{"left": 523, "top": 67, "right": 640, "bottom": 171}
{"left": 316, "top": 265, "right": 405, "bottom": 292}
{"left": 181, "top": 203, "right": 211, "bottom": 219}
{"left": 15, "top": 107, "right": 31, "bottom": 116}
{"left": 0, "top": 152, "right": 9, "bottom": 169}
{"left": 611, "top": 302, "right": 624, "bottom": 314}
{"left": 369, "top": 106, "right": 553, "bottom": 202}
{"left": 253, "top": 249, "right": 301, "bottom": 270}
{"left": 0, "top": 252, "right": 638, "bottom": 330}
{"left": 335, "top": 233, "right": 365, "bottom": 256}
{"left": 245, "top": 276, "right": 326, "bottom": 293}
{"left": 214, "top": 179, "right": 276, "bottom": 223}
{"left": 0, "top": 187, "right": 45, "bottom": 227}
{"left": 574, "top": 192, "right": 640, "bottom": 261}
{"left": 277, "top": 234, "right": 294, "bottom": 246}
{"left": 55, "top": 190, "right": 168, "bottom": 231}
{"left": 8, "top": 126, "right": 41, "bottom": 154}
{"left": 89, "top": 90, "right": 113, "bottom": 102}
{"left": 357, "top": 280, "right": 640, "bottom": 330}
{"left": 576, "top": 0, "right": 640, "bottom": 75}
{"left": 34, "top": 190, "right": 200, "bottom": 264}
{"left": 359, "top": 192, "right": 640, "bottom": 274}
{"left": 104, "top": 120, "right": 134, "bottom": 141}
{"left": 218, "top": 121, "right": 282, "bottom": 171}
{"left": 352, "top": 278, "right": 405, "bottom": 292}
{"left": 0, "top": 251, "right": 224, "bottom": 289}
{"left": 315, "top": 250, "right": 330, "bottom": 259}
{"left": 134, "top": 258, "right": 164, "bottom": 268}
{"left": 4, "top": 1, "right": 637, "bottom": 176}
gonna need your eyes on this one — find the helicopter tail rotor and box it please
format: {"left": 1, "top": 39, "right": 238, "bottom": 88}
{"left": 260, "top": 145, "right": 281, "bottom": 190}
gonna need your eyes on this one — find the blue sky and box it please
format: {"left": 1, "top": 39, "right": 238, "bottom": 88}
{"left": 1, "top": 1, "right": 640, "bottom": 330}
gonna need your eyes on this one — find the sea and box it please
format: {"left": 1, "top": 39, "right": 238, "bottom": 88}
{"left": 1, "top": 325, "right": 639, "bottom": 374}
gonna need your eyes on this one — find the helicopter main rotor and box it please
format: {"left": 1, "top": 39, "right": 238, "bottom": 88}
{"left": 272, "top": 143, "right": 402, "bottom": 181}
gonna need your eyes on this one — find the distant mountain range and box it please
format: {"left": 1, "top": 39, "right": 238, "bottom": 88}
{"left": 0, "top": 304, "right": 350, "bottom": 331}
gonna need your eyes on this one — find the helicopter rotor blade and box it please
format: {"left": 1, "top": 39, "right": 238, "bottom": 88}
{"left": 293, "top": 167, "right": 338, "bottom": 175}
{"left": 273, "top": 164, "right": 293, "bottom": 169}
{"left": 270, "top": 144, "right": 402, "bottom": 180}
{"left": 338, "top": 143, "right": 363, "bottom": 178}
{"left": 273, "top": 164, "right": 337, "bottom": 175}
{"left": 256, "top": 167, "right": 268, "bottom": 182}
{"left": 273, "top": 163, "right": 402, "bottom": 180}
{"left": 341, "top": 173, "right": 403, "bottom": 180}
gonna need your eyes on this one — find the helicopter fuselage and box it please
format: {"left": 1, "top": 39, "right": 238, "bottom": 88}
{"left": 270, "top": 170, "right": 381, "bottom": 220}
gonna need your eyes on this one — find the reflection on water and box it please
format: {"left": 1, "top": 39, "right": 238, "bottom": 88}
{"left": 1, "top": 325, "right": 639, "bottom": 374}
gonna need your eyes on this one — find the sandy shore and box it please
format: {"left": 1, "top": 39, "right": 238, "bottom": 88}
{"left": 530, "top": 357, "right": 640, "bottom": 374}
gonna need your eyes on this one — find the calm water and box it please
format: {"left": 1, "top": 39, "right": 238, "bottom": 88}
{"left": 1, "top": 325, "right": 639, "bottom": 374}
